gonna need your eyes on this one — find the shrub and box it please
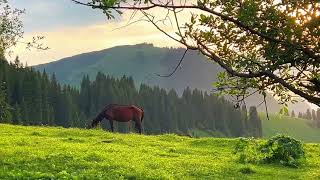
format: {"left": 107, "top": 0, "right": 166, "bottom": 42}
{"left": 234, "top": 135, "right": 305, "bottom": 167}
{"left": 260, "top": 135, "right": 305, "bottom": 167}
{"left": 234, "top": 137, "right": 263, "bottom": 164}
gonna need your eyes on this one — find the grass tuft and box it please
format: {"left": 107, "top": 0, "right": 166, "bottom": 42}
{"left": 239, "top": 166, "right": 256, "bottom": 174}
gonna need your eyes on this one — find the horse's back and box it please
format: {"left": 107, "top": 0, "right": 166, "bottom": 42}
{"left": 129, "top": 105, "right": 143, "bottom": 112}
{"left": 103, "top": 104, "right": 138, "bottom": 120}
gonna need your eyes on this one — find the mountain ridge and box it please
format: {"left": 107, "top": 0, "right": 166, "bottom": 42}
{"left": 34, "top": 43, "right": 310, "bottom": 113}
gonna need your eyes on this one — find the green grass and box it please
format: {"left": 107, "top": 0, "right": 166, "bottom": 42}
{"left": 261, "top": 114, "right": 320, "bottom": 143}
{"left": 1, "top": 124, "right": 320, "bottom": 179}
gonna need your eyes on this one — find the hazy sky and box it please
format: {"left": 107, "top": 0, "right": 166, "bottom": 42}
{"left": 9, "top": 0, "right": 180, "bottom": 65}
{"left": 7, "top": 1, "right": 319, "bottom": 109}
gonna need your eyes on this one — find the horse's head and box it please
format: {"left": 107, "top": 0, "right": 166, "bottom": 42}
{"left": 91, "top": 111, "right": 106, "bottom": 128}
{"left": 91, "top": 118, "right": 99, "bottom": 128}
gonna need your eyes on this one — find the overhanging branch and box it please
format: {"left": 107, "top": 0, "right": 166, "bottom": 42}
{"left": 72, "top": 0, "right": 320, "bottom": 62}
{"left": 197, "top": 40, "right": 320, "bottom": 106}
{"left": 72, "top": 0, "right": 320, "bottom": 107}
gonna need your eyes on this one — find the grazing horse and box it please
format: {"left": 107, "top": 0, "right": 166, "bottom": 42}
{"left": 91, "top": 104, "right": 144, "bottom": 134}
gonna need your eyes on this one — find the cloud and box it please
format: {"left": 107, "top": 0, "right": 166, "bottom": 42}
{"left": 9, "top": 10, "right": 186, "bottom": 65}
{"left": 11, "top": 0, "right": 108, "bottom": 33}
{"left": 7, "top": 1, "right": 197, "bottom": 65}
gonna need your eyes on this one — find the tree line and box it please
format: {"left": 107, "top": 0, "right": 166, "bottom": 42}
{"left": 291, "top": 109, "right": 320, "bottom": 128}
{"left": 0, "top": 57, "right": 262, "bottom": 137}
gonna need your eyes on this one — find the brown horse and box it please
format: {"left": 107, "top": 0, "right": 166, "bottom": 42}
{"left": 91, "top": 104, "right": 144, "bottom": 134}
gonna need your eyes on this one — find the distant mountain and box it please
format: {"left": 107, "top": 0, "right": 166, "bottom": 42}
{"left": 35, "top": 43, "right": 221, "bottom": 94}
{"left": 35, "top": 43, "right": 310, "bottom": 113}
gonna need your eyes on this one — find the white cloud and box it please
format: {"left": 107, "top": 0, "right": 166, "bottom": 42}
{"left": 8, "top": 9, "right": 188, "bottom": 65}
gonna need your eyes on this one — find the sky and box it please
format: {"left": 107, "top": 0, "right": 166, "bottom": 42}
{"left": 6, "top": 0, "right": 319, "bottom": 109}
{"left": 9, "top": 0, "right": 181, "bottom": 65}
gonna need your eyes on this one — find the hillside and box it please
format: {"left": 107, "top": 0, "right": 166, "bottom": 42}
{"left": 261, "top": 114, "right": 320, "bottom": 143}
{"left": 34, "top": 43, "right": 310, "bottom": 113}
{"left": 1, "top": 124, "right": 320, "bottom": 179}
{"left": 35, "top": 44, "right": 220, "bottom": 95}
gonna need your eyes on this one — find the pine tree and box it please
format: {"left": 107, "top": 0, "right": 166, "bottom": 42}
{"left": 167, "top": 89, "right": 179, "bottom": 133}
{"left": 41, "top": 70, "right": 50, "bottom": 125}
{"left": 240, "top": 105, "right": 249, "bottom": 136}
{"left": 20, "top": 98, "right": 29, "bottom": 125}
{"left": 291, "top": 110, "right": 296, "bottom": 118}
{"left": 12, "top": 103, "right": 22, "bottom": 124}
{"left": 248, "top": 106, "right": 262, "bottom": 137}
{"left": 22, "top": 72, "right": 34, "bottom": 124}
{"left": 305, "top": 109, "right": 312, "bottom": 120}
{"left": 0, "top": 82, "right": 11, "bottom": 123}
{"left": 80, "top": 75, "right": 91, "bottom": 116}
{"left": 312, "top": 109, "right": 316, "bottom": 121}
{"left": 316, "top": 109, "right": 320, "bottom": 128}
{"left": 181, "top": 87, "right": 193, "bottom": 133}
{"left": 30, "top": 71, "right": 43, "bottom": 124}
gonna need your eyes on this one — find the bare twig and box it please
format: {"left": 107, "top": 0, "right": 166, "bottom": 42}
{"left": 263, "top": 93, "right": 270, "bottom": 120}
{"left": 111, "top": 16, "right": 149, "bottom": 31}
{"left": 155, "top": 48, "right": 189, "bottom": 77}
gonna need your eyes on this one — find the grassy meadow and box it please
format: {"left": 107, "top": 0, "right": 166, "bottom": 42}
{"left": 1, "top": 124, "right": 320, "bottom": 179}
{"left": 261, "top": 114, "right": 320, "bottom": 143}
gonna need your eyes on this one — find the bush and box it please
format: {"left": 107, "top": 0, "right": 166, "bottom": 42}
{"left": 234, "top": 137, "right": 263, "bottom": 164}
{"left": 260, "top": 135, "right": 305, "bottom": 167}
{"left": 234, "top": 135, "right": 305, "bottom": 167}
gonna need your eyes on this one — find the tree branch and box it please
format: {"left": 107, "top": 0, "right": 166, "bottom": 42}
{"left": 196, "top": 39, "right": 320, "bottom": 106}
{"left": 72, "top": 0, "right": 320, "bottom": 106}
{"left": 72, "top": 0, "right": 320, "bottom": 62}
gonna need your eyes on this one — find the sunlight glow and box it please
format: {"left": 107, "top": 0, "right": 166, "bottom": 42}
{"left": 8, "top": 9, "right": 188, "bottom": 65}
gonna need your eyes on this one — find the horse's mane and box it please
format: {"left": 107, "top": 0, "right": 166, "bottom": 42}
{"left": 99, "top": 104, "right": 117, "bottom": 114}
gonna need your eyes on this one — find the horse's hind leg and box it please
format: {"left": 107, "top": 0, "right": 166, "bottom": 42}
{"left": 109, "top": 120, "right": 114, "bottom": 132}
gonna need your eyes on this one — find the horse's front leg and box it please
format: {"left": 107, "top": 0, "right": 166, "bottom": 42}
{"left": 135, "top": 119, "right": 142, "bottom": 134}
{"left": 109, "top": 119, "right": 114, "bottom": 132}
{"left": 128, "top": 121, "right": 131, "bottom": 133}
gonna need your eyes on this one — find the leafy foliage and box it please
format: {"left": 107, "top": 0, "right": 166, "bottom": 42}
{"left": 0, "top": 0, "right": 48, "bottom": 57}
{"left": 260, "top": 135, "right": 305, "bottom": 167}
{"left": 235, "top": 135, "right": 305, "bottom": 167}
{"left": 234, "top": 137, "right": 264, "bottom": 164}
{"left": 0, "top": 0, "right": 24, "bottom": 56}
{"left": 189, "top": 0, "right": 320, "bottom": 106}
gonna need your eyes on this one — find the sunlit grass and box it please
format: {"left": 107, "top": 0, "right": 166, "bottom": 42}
{"left": 0, "top": 124, "right": 320, "bottom": 179}
{"left": 261, "top": 114, "right": 320, "bottom": 143}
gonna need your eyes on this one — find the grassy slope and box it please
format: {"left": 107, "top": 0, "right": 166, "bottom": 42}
{"left": 1, "top": 124, "right": 320, "bottom": 179}
{"left": 261, "top": 114, "right": 320, "bottom": 143}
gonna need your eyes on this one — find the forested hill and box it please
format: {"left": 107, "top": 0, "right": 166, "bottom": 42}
{"left": 0, "top": 58, "right": 262, "bottom": 137}
{"left": 34, "top": 44, "right": 310, "bottom": 113}
{"left": 35, "top": 43, "right": 220, "bottom": 94}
